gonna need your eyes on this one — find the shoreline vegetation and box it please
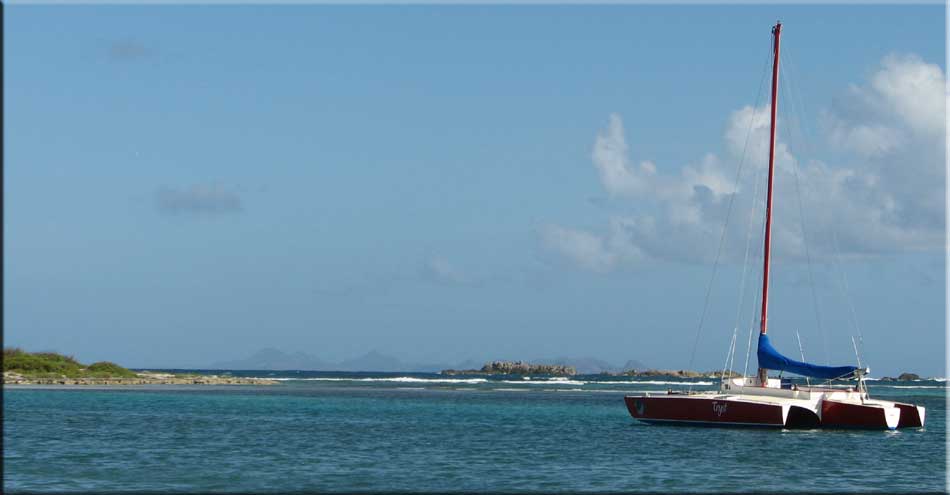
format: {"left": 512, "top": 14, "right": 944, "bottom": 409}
{"left": 3, "top": 349, "right": 277, "bottom": 386}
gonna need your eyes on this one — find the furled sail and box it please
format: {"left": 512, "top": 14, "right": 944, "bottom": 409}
{"left": 757, "top": 334, "right": 858, "bottom": 380}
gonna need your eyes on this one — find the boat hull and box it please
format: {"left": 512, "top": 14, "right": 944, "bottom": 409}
{"left": 625, "top": 391, "right": 922, "bottom": 430}
{"left": 894, "top": 402, "right": 926, "bottom": 428}
{"left": 624, "top": 395, "right": 786, "bottom": 427}
{"left": 820, "top": 399, "right": 900, "bottom": 430}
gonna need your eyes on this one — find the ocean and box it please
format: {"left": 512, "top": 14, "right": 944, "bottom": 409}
{"left": 4, "top": 371, "right": 947, "bottom": 493}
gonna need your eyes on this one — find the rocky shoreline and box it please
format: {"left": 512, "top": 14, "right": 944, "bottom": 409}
{"left": 3, "top": 371, "right": 278, "bottom": 386}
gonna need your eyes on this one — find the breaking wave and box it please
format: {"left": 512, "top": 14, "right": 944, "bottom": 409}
{"left": 872, "top": 385, "right": 946, "bottom": 389}
{"left": 592, "top": 380, "right": 714, "bottom": 386}
{"left": 253, "top": 376, "right": 717, "bottom": 387}
{"left": 254, "top": 377, "right": 490, "bottom": 384}
{"left": 500, "top": 379, "right": 587, "bottom": 386}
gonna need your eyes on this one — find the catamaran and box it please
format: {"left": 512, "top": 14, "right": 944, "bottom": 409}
{"left": 624, "top": 22, "right": 925, "bottom": 430}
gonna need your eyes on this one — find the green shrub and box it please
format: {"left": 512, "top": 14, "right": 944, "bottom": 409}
{"left": 3, "top": 348, "right": 83, "bottom": 376}
{"left": 3, "top": 349, "right": 136, "bottom": 378}
{"left": 86, "top": 361, "right": 137, "bottom": 378}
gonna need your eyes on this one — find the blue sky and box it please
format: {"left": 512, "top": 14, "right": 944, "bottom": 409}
{"left": 5, "top": 4, "right": 946, "bottom": 376}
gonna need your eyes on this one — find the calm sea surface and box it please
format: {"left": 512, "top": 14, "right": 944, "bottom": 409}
{"left": 4, "top": 371, "right": 947, "bottom": 493}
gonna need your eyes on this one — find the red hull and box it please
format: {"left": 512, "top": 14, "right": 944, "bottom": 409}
{"left": 894, "top": 402, "right": 925, "bottom": 428}
{"left": 624, "top": 395, "right": 785, "bottom": 427}
{"left": 820, "top": 400, "right": 898, "bottom": 429}
{"left": 624, "top": 394, "right": 917, "bottom": 429}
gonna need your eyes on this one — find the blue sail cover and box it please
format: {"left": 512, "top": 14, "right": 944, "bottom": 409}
{"left": 757, "top": 334, "right": 858, "bottom": 380}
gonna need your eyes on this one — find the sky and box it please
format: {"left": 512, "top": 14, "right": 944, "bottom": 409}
{"left": 5, "top": 4, "right": 946, "bottom": 376}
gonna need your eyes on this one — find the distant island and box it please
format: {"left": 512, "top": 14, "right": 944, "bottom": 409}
{"left": 439, "top": 363, "right": 937, "bottom": 381}
{"left": 209, "top": 348, "right": 644, "bottom": 374}
{"left": 619, "top": 369, "right": 741, "bottom": 379}
{"left": 879, "top": 373, "right": 921, "bottom": 381}
{"left": 442, "top": 361, "right": 578, "bottom": 376}
{"left": 209, "top": 348, "right": 441, "bottom": 373}
{"left": 3, "top": 348, "right": 276, "bottom": 386}
{"left": 440, "top": 361, "right": 747, "bottom": 378}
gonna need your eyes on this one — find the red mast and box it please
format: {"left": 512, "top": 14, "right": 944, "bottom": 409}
{"left": 758, "top": 21, "right": 781, "bottom": 386}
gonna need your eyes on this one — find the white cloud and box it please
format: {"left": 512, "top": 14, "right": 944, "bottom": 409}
{"left": 825, "top": 54, "right": 944, "bottom": 161}
{"left": 540, "top": 225, "right": 618, "bottom": 273}
{"left": 592, "top": 114, "right": 654, "bottom": 197}
{"left": 542, "top": 53, "right": 945, "bottom": 272}
{"left": 540, "top": 222, "right": 644, "bottom": 273}
{"left": 822, "top": 53, "right": 946, "bottom": 247}
{"left": 830, "top": 123, "right": 904, "bottom": 158}
{"left": 867, "top": 54, "right": 945, "bottom": 137}
{"left": 593, "top": 114, "right": 737, "bottom": 206}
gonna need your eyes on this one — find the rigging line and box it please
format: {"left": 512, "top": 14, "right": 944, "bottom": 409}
{"left": 684, "top": 34, "right": 774, "bottom": 386}
{"left": 783, "top": 46, "right": 817, "bottom": 156}
{"left": 739, "top": 40, "right": 776, "bottom": 390}
{"left": 781, "top": 45, "right": 831, "bottom": 365}
{"left": 740, "top": 179, "right": 767, "bottom": 392}
{"left": 832, "top": 229, "right": 866, "bottom": 348}
{"left": 741, "top": 206, "right": 766, "bottom": 391}
{"left": 787, "top": 43, "right": 867, "bottom": 369}
{"left": 729, "top": 203, "right": 763, "bottom": 383}
{"left": 684, "top": 154, "right": 746, "bottom": 379}
{"left": 728, "top": 326, "right": 739, "bottom": 376}
{"left": 850, "top": 335, "right": 868, "bottom": 403}
{"left": 790, "top": 42, "right": 867, "bottom": 369}
{"left": 778, "top": 65, "right": 829, "bottom": 366}
{"left": 735, "top": 127, "right": 766, "bottom": 384}
{"left": 741, "top": 154, "right": 769, "bottom": 391}
{"left": 851, "top": 336, "right": 864, "bottom": 380}
{"left": 799, "top": 42, "right": 869, "bottom": 356}
{"left": 732, "top": 42, "right": 772, "bottom": 339}
{"left": 741, "top": 289, "right": 761, "bottom": 393}
{"left": 796, "top": 330, "right": 810, "bottom": 387}
{"left": 721, "top": 328, "right": 738, "bottom": 380}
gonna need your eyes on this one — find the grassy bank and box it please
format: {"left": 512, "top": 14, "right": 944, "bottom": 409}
{"left": 3, "top": 348, "right": 278, "bottom": 385}
{"left": 3, "top": 348, "right": 138, "bottom": 379}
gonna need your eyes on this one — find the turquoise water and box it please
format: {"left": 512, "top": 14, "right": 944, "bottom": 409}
{"left": 4, "top": 372, "right": 947, "bottom": 493}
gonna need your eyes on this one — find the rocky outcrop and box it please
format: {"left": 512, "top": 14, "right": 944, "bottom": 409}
{"left": 897, "top": 372, "right": 921, "bottom": 381}
{"left": 441, "top": 364, "right": 744, "bottom": 378}
{"left": 620, "top": 369, "right": 702, "bottom": 378}
{"left": 604, "top": 369, "right": 742, "bottom": 378}
{"left": 702, "top": 370, "right": 743, "bottom": 379}
{"left": 880, "top": 372, "right": 922, "bottom": 382}
{"left": 442, "top": 361, "right": 576, "bottom": 376}
{"left": 3, "top": 371, "right": 277, "bottom": 386}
